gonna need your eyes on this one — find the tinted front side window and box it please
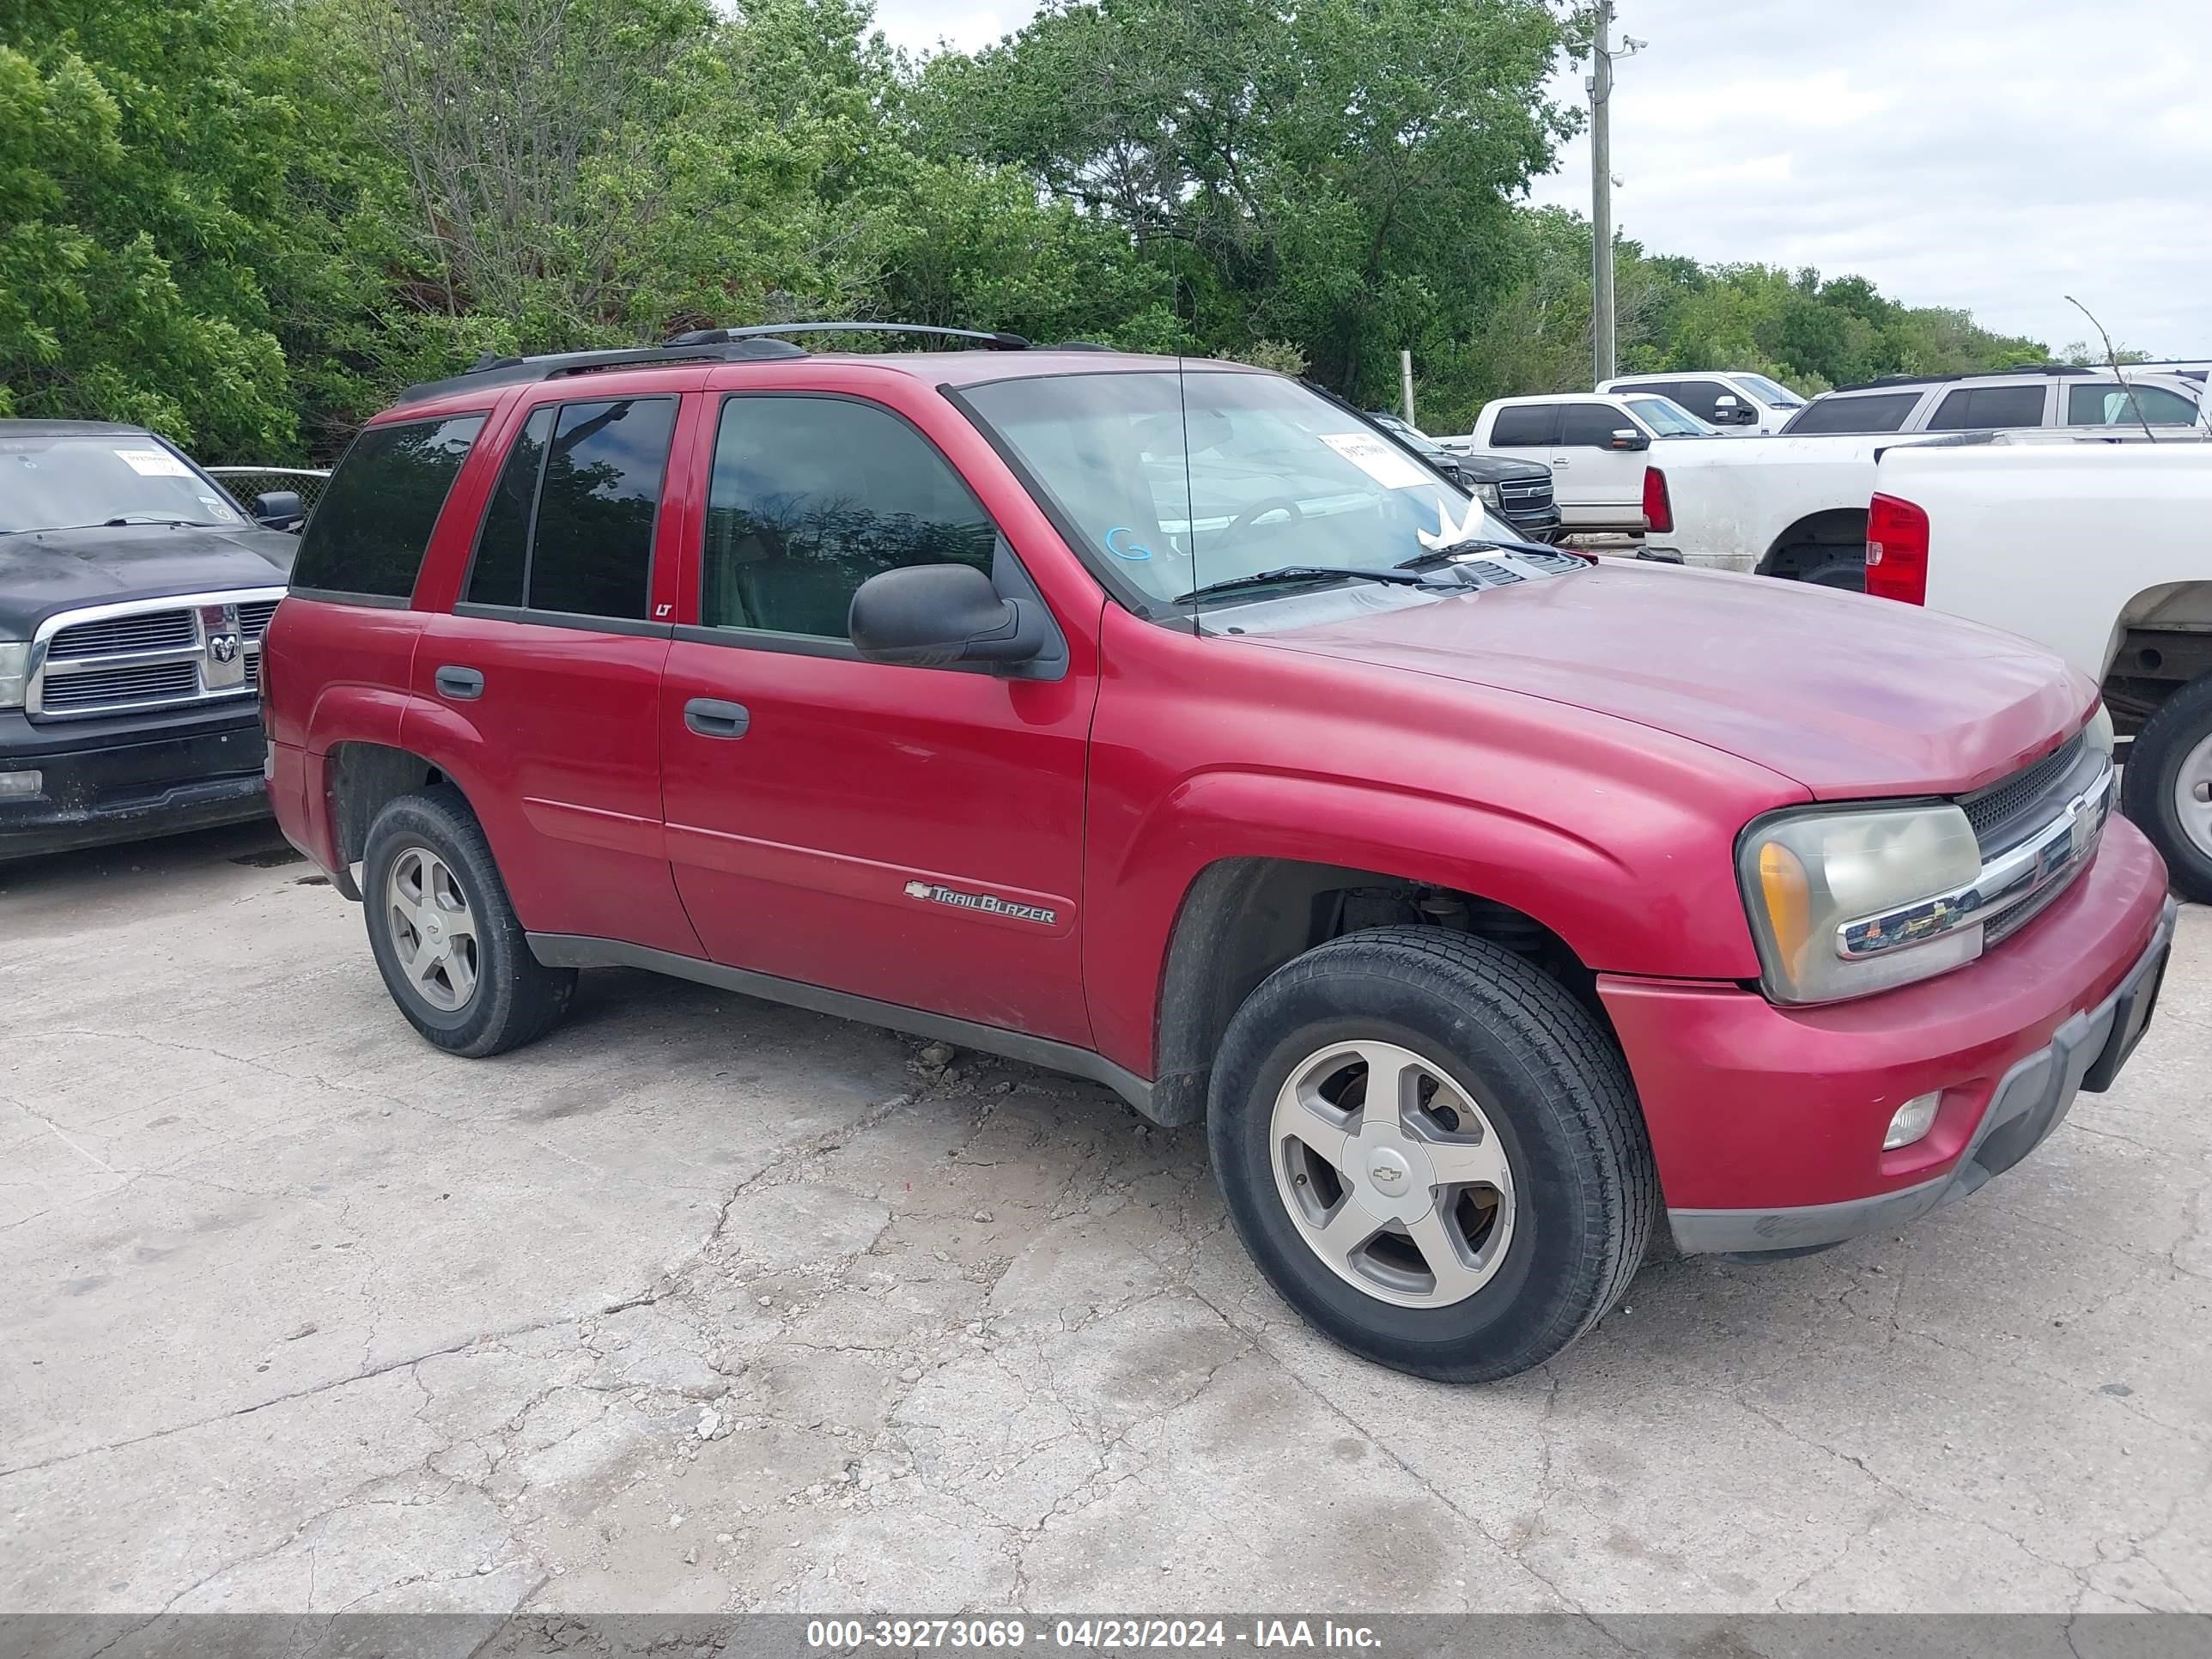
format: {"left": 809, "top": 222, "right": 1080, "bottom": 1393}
{"left": 2065, "top": 383, "right": 2201, "bottom": 426}
{"left": 1928, "top": 384, "right": 2046, "bottom": 431}
{"left": 1784, "top": 392, "right": 1920, "bottom": 434}
{"left": 1671, "top": 380, "right": 1733, "bottom": 421}
{"left": 527, "top": 399, "right": 676, "bottom": 620}
{"left": 1488, "top": 404, "right": 1556, "bottom": 447}
{"left": 292, "top": 415, "right": 485, "bottom": 599}
{"left": 1559, "top": 404, "right": 1629, "bottom": 446}
{"left": 702, "top": 397, "right": 997, "bottom": 639}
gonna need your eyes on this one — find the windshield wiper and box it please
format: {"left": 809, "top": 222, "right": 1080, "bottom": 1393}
{"left": 1171, "top": 565, "right": 1442, "bottom": 605}
{"left": 3, "top": 517, "right": 222, "bottom": 535}
{"left": 1395, "top": 539, "right": 1506, "bottom": 570}
{"left": 1395, "top": 536, "right": 1571, "bottom": 571}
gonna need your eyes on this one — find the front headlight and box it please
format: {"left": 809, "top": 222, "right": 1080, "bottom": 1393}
{"left": 0, "top": 642, "right": 27, "bottom": 711}
{"left": 1737, "top": 803, "right": 1984, "bottom": 1004}
{"left": 1472, "top": 482, "right": 1503, "bottom": 507}
{"left": 2083, "top": 702, "right": 2114, "bottom": 762}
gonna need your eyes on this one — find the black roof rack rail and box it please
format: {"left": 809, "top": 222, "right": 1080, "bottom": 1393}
{"left": 392, "top": 322, "right": 1032, "bottom": 407}
{"left": 662, "top": 322, "right": 1032, "bottom": 350}
{"left": 1831, "top": 363, "right": 2094, "bottom": 393}
{"left": 394, "top": 337, "right": 808, "bottom": 406}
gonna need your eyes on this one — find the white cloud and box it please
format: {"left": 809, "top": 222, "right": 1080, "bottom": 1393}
{"left": 869, "top": 0, "right": 2212, "bottom": 357}
{"left": 1529, "top": 0, "right": 2212, "bottom": 356}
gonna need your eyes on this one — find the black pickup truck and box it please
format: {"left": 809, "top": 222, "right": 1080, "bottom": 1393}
{"left": 1, "top": 420, "right": 302, "bottom": 860}
{"left": 1365, "top": 411, "right": 1563, "bottom": 543}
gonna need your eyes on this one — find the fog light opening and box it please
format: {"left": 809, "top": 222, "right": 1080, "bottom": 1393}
{"left": 0, "top": 769, "right": 42, "bottom": 799}
{"left": 1883, "top": 1091, "right": 1942, "bottom": 1152}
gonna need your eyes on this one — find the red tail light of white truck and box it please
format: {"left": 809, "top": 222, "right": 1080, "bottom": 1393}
{"left": 1864, "top": 492, "right": 1929, "bottom": 605}
{"left": 1642, "top": 465, "right": 1673, "bottom": 534}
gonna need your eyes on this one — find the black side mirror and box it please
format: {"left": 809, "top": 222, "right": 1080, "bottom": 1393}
{"left": 252, "top": 490, "right": 305, "bottom": 529}
{"left": 1608, "top": 428, "right": 1651, "bottom": 452}
{"left": 848, "top": 563, "right": 1045, "bottom": 669}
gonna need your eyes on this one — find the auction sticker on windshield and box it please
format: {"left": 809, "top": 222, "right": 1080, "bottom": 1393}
{"left": 1317, "top": 431, "right": 1433, "bottom": 490}
{"left": 115, "top": 448, "right": 194, "bottom": 477}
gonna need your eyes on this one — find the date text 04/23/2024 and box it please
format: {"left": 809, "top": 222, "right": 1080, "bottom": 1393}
{"left": 805, "top": 1620, "right": 1382, "bottom": 1650}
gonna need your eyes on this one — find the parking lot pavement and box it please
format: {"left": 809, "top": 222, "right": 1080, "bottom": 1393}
{"left": 2, "top": 824, "right": 2208, "bottom": 1620}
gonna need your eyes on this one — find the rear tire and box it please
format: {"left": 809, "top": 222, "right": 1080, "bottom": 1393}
{"left": 1206, "top": 926, "right": 1657, "bottom": 1382}
{"left": 2122, "top": 675, "right": 2212, "bottom": 903}
{"left": 362, "top": 786, "right": 575, "bottom": 1056}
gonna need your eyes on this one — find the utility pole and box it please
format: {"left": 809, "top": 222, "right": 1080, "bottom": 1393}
{"left": 1589, "top": 0, "right": 1616, "bottom": 386}
{"left": 1401, "top": 349, "right": 1416, "bottom": 425}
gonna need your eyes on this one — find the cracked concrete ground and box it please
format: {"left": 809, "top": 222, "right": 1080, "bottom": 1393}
{"left": 3, "top": 822, "right": 2208, "bottom": 1620}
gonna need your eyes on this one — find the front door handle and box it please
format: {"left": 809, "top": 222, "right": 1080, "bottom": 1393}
{"left": 684, "top": 697, "right": 750, "bottom": 738}
{"left": 434, "top": 665, "right": 484, "bottom": 701}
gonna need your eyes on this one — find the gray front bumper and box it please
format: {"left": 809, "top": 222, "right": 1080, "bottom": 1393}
{"left": 1668, "top": 897, "right": 2179, "bottom": 1257}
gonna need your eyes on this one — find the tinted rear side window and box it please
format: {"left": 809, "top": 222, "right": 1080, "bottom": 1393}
{"left": 1489, "top": 404, "right": 1556, "bottom": 446}
{"left": 466, "top": 407, "right": 552, "bottom": 608}
{"left": 528, "top": 399, "right": 677, "bottom": 620}
{"left": 292, "top": 415, "right": 485, "bottom": 599}
{"left": 1784, "top": 392, "right": 1920, "bottom": 434}
{"left": 1927, "top": 384, "right": 2046, "bottom": 431}
{"left": 459, "top": 398, "right": 677, "bottom": 621}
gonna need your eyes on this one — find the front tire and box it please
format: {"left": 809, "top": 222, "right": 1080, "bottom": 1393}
{"left": 362, "top": 786, "right": 575, "bottom": 1056}
{"left": 1207, "top": 927, "right": 1656, "bottom": 1382}
{"left": 2122, "top": 675, "right": 2212, "bottom": 903}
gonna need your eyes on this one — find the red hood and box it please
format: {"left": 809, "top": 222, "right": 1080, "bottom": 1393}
{"left": 1249, "top": 562, "right": 2094, "bottom": 798}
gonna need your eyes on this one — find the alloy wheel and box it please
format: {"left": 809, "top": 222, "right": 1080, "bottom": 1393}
{"left": 2178, "top": 731, "right": 2212, "bottom": 860}
{"left": 385, "top": 846, "right": 480, "bottom": 1012}
{"left": 1268, "top": 1038, "right": 1516, "bottom": 1309}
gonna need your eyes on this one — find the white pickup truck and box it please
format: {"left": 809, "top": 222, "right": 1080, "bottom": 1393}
{"left": 1639, "top": 432, "right": 1895, "bottom": 586}
{"left": 1866, "top": 438, "right": 2212, "bottom": 899}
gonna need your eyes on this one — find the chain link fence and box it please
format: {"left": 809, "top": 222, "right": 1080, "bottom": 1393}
{"left": 204, "top": 466, "right": 331, "bottom": 515}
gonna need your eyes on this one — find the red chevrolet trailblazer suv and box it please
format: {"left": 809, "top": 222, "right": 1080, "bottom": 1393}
{"left": 264, "top": 324, "right": 2178, "bottom": 1382}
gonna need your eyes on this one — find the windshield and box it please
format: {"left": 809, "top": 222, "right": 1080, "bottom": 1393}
{"left": 1626, "top": 396, "right": 1711, "bottom": 436}
{"left": 1735, "top": 374, "right": 1803, "bottom": 408}
{"left": 963, "top": 371, "right": 1520, "bottom": 610}
{"left": 0, "top": 433, "right": 244, "bottom": 534}
{"left": 1370, "top": 413, "right": 1449, "bottom": 457}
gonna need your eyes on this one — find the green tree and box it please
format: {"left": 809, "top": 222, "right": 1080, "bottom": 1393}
{"left": 0, "top": 0, "right": 305, "bottom": 453}
{"left": 917, "top": 0, "right": 1581, "bottom": 404}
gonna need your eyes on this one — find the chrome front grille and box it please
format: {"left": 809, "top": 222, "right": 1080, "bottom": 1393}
{"left": 39, "top": 660, "right": 204, "bottom": 712}
{"left": 26, "top": 588, "right": 286, "bottom": 721}
{"left": 1963, "top": 732, "right": 2087, "bottom": 854}
{"left": 1498, "top": 476, "right": 1554, "bottom": 510}
{"left": 49, "top": 611, "right": 198, "bottom": 657}
{"left": 1838, "top": 747, "right": 2114, "bottom": 964}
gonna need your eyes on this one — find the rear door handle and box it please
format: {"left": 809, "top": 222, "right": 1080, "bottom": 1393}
{"left": 684, "top": 697, "right": 750, "bottom": 738}
{"left": 434, "top": 665, "right": 484, "bottom": 701}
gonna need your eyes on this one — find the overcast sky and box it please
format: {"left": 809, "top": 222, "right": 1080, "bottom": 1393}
{"left": 871, "top": 0, "right": 2212, "bottom": 359}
